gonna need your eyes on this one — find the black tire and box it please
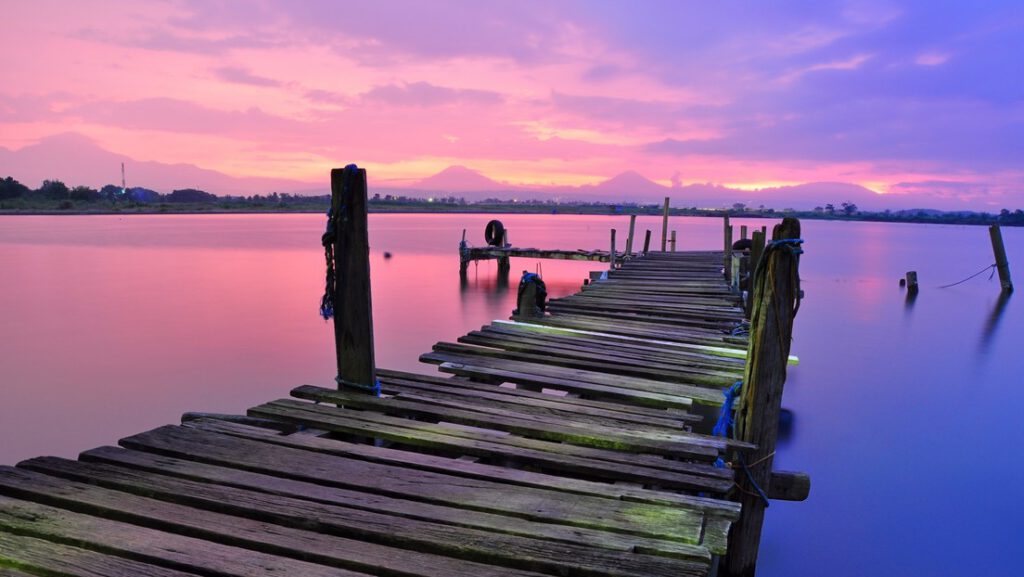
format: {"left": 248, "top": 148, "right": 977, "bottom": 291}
{"left": 484, "top": 220, "right": 506, "bottom": 246}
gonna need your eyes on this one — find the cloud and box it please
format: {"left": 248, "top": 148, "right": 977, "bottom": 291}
{"left": 361, "top": 82, "right": 503, "bottom": 107}
{"left": 213, "top": 66, "right": 281, "bottom": 87}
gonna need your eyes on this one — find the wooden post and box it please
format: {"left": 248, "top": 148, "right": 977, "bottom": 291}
{"left": 514, "top": 273, "right": 542, "bottom": 319}
{"left": 741, "top": 225, "right": 748, "bottom": 240}
{"left": 609, "top": 229, "right": 617, "bottom": 270}
{"left": 670, "top": 230, "right": 677, "bottom": 252}
{"left": 330, "top": 166, "right": 377, "bottom": 393}
{"left": 989, "top": 225, "right": 1013, "bottom": 292}
{"left": 459, "top": 228, "right": 469, "bottom": 275}
{"left": 498, "top": 229, "right": 511, "bottom": 273}
{"left": 750, "top": 230, "right": 766, "bottom": 276}
{"left": 724, "top": 216, "right": 733, "bottom": 284}
{"left": 643, "top": 230, "right": 652, "bottom": 255}
{"left": 660, "top": 197, "right": 670, "bottom": 251}
{"left": 723, "top": 217, "right": 802, "bottom": 577}
{"left": 905, "top": 271, "right": 919, "bottom": 293}
{"left": 625, "top": 215, "right": 637, "bottom": 257}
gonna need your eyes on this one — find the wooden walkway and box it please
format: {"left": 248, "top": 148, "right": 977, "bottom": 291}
{"left": 0, "top": 251, "right": 765, "bottom": 577}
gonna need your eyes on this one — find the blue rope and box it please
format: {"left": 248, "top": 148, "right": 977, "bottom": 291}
{"left": 766, "top": 238, "right": 804, "bottom": 255}
{"left": 712, "top": 380, "right": 742, "bottom": 468}
{"left": 738, "top": 453, "right": 771, "bottom": 508}
{"left": 337, "top": 376, "right": 381, "bottom": 397}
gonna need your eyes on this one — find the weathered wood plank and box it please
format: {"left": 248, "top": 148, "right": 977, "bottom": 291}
{"left": 249, "top": 399, "right": 731, "bottom": 491}
{"left": 287, "top": 385, "right": 734, "bottom": 454}
{"left": 0, "top": 494, "right": 373, "bottom": 577}
{"left": 177, "top": 419, "right": 739, "bottom": 517}
{"left": 117, "top": 425, "right": 709, "bottom": 542}
{"left": 76, "top": 442, "right": 715, "bottom": 562}
{"left": 0, "top": 531, "right": 203, "bottom": 577}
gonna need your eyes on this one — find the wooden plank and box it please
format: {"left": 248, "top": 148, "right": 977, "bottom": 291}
{"left": 5, "top": 463, "right": 709, "bottom": 577}
{"left": 379, "top": 368, "right": 702, "bottom": 424}
{"left": 249, "top": 399, "right": 732, "bottom": 491}
{"left": 116, "top": 425, "right": 709, "bottom": 543}
{"left": 284, "top": 386, "right": 732, "bottom": 455}
{"left": 75, "top": 442, "right": 715, "bottom": 562}
{"left": 0, "top": 494, "right": 372, "bottom": 577}
{"left": 175, "top": 420, "right": 738, "bottom": 517}
{"left": 0, "top": 531, "right": 203, "bottom": 577}
{"left": 0, "top": 466, "right": 560, "bottom": 577}
{"left": 432, "top": 342, "right": 738, "bottom": 387}
{"left": 379, "top": 370, "right": 702, "bottom": 427}
{"left": 421, "top": 352, "right": 728, "bottom": 406}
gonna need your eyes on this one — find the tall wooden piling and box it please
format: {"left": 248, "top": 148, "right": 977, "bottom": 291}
{"left": 330, "top": 166, "right": 377, "bottom": 392}
{"left": 661, "top": 197, "right": 670, "bottom": 252}
{"left": 723, "top": 217, "right": 802, "bottom": 577}
{"left": 724, "top": 216, "right": 733, "bottom": 284}
{"left": 740, "top": 225, "right": 748, "bottom": 241}
{"left": 989, "top": 225, "right": 1013, "bottom": 292}
{"left": 750, "top": 230, "right": 766, "bottom": 276}
{"left": 625, "top": 215, "right": 637, "bottom": 257}
{"left": 609, "top": 229, "right": 617, "bottom": 271}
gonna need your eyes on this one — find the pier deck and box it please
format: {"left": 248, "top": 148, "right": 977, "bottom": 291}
{"left": 0, "top": 251, "right": 781, "bottom": 577}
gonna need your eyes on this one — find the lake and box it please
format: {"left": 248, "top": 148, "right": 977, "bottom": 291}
{"left": 1, "top": 213, "right": 1022, "bottom": 576}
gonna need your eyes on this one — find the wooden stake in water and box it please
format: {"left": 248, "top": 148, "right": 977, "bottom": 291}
{"left": 670, "top": 230, "right": 677, "bottom": 252}
{"left": 724, "top": 217, "right": 733, "bottom": 284}
{"left": 989, "top": 225, "right": 1013, "bottom": 292}
{"left": 905, "top": 271, "right": 919, "bottom": 293}
{"left": 643, "top": 230, "right": 652, "bottom": 255}
{"left": 625, "top": 215, "right": 636, "bottom": 257}
{"left": 330, "top": 167, "right": 377, "bottom": 393}
{"left": 661, "top": 197, "right": 670, "bottom": 252}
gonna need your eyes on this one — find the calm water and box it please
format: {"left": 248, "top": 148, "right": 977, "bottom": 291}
{"left": 2, "top": 213, "right": 1022, "bottom": 576}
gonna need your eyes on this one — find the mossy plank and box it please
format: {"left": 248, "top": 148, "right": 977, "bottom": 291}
{"left": 0, "top": 531, "right": 199, "bottom": 577}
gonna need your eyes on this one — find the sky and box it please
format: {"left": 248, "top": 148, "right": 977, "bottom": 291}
{"left": 1, "top": 0, "right": 1022, "bottom": 210}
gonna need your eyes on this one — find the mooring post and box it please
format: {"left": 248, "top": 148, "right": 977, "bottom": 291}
{"left": 741, "top": 225, "right": 748, "bottom": 241}
{"left": 724, "top": 216, "right": 733, "bottom": 284}
{"left": 723, "top": 217, "right": 802, "bottom": 577}
{"left": 750, "top": 230, "right": 766, "bottom": 275}
{"left": 643, "top": 230, "right": 652, "bottom": 255}
{"left": 459, "top": 228, "right": 469, "bottom": 275}
{"left": 498, "top": 229, "right": 511, "bottom": 273}
{"left": 905, "top": 271, "right": 919, "bottom": 293}
{"left": 989, "top": 225, "right": 1013, "bottom": 292}
{"left": 329, "top": 166, "right": 377, "bottom": 394}
{"left": 670, "top": 230, "right": 677, "bottom": 252}
{"left": 661, "top": 197, "right": 670, "bottom": 251}
{"left": 625, "top": 215, "right": 637, "bottom": 257}
{"left": 609, "top": 229, "right": 617, "bottom": 270}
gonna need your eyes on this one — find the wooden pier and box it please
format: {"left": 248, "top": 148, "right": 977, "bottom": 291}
{"left": 0, "top": 169, "right": 807, "bottom": 577}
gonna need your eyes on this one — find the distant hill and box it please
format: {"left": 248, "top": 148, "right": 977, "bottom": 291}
{"left": 0, "top": 133, "right": 995, "bottom": 212}
{"left": 0, "top": 133, "right": 316, "bottom": 195}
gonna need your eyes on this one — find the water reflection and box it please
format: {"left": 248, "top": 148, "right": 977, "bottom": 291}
{"left": 978, "top": 290, "right": 1012, "bottom": 357}
{"left": 903, "top": 286, "right": 919, "bottom": 315}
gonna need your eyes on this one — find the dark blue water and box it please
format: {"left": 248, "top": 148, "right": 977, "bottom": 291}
{"left": 1, "top": 214, "right": 1021, "bottom": 575}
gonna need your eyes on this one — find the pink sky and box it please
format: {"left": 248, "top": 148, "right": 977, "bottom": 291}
{"left": 1, "top": 1, "right": 1022, "bottom": 210}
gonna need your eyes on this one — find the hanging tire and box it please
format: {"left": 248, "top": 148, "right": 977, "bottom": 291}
{"left": 485, "top": 220, "right": 506, "bottom": 246}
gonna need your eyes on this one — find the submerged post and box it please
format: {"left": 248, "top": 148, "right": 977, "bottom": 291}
{"left": 723, "top": 217, "right": 802, "bottom": 577}
{"left": 905, "top": 271, "right": 919, "bottom": 294}
{"left": 625, "top": 214, "right": 637, "bottom": 258}
{"left": 328, "top": 166, "right": 378, "bottom": 394}
{"left": 989, "top": 225, "right": 1013, "bottom": 292}
{"left": 643, "top": 230, "right": 652, "bottom": 255}
{"left": 661, "top": 197, "right": 670, "bottom": 251}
